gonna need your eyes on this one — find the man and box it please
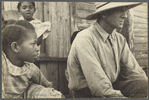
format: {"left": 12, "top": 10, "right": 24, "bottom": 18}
{"left": 65, "top": 2, "right": 148, "bottom": 98}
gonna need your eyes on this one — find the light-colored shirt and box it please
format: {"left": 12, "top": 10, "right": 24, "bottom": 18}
{"left": 2, "top": 52, "right": 53, "bottom": 98}
{"left": 19, "top": 17, "right": 51, "bottom": 39}
{"left": 65, "top": 22, "right": 147, "bottom": 97}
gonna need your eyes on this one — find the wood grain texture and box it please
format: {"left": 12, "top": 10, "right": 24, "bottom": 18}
{"left": 58, "top": 62, "right": 69, "bottom": 94}
{"left": 46, "top": 62, "right": 59, "bottom": 90}
{"left": 39, "top": 63, "right": 48, "bottom": 79}
{"left": 33, "top": 2, "right": 44, "bottom": 21}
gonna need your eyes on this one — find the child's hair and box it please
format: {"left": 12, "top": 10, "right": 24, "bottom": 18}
{"left": 2, "top": 19, "right": 17, "bottom": 30}
{"left": 2, "top": 20, "right": 35, "bottom": 51}
{"left": 17, "top": 1, "right": 36, "bottom": 11}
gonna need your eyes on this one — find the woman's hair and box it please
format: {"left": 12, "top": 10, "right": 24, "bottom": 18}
{"left": 2, "top": 20, "right": 35, "bottom": 51}
{"left": 17, "top": 2, "right": 35, "bottom": 11}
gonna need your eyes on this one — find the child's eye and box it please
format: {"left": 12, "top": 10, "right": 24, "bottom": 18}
{"left": 29, "top": 6, "right": 33, "bottom": 9}
{"left": 22, "top": 6, "right": 27, "bottom": 9}
{"left": 31, "top": 43, "right": 36, "bottom": 46}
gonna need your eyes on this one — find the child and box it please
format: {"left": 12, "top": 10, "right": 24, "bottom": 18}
{"left": 2, "top": 20, "right": 63, "bottom": 98}
{"left": 17, "top": 1, "right": 51, "bottom": 46}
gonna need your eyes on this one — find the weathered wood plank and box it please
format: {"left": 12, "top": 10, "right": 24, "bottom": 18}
{"left": 134, "top": 37, "right": 148, "bottom": 44}
{"left": 133, "top": 11, "right": 147, "bottom": 19}
{"left": 78, "top": 18, "right": 95, "bottom": 25}
{"left": 77, "top": 2, "right": 95, "bottom": 10}
{"left": 70, "top": 2, "right": 79, "bottom": 36}
{"left": 134, "top": 44, "right": 148, "bottom": 51}
{"left": 134, "top": 23, "right": 147, "bottom": 29}
{"left": 137, "top": 59, "right": 148, "bottom": 66}
{"left": 45, "top": 2, "right": 53, "bottom": 56}
{"left": 56, "top": 2, "right": 62, "bottom": 57}
{"left": 3, "top": 1, "right": 18, "bottom": 11}
{"left": 133, "top": 16, "right": 147, "bottom": 24}
{"left": 36, "top": 57, "right": 67, "bottom": 62}
{"left": 46, "top": 2, "right": 59, "bottom": 57}
{"left": 39, "top": 63, "right": 48, "bottom": 79}
{"left": 33, "top": 2, "right": 43, "bottom": 21}
{"left": 134, "top": 29, "right": 148, "bottom": 37}
{"left": 2, "top": 10, "right": 21, "bottom": 20}
{"left": 135, "top": 52, "right": 148, "bottom": 59}
{"left": 63, "top": 2, "right": 71, "bottom": 58}
{"left": 43, "top": 2, "right": 49, "bottom": 21}
{"left": 46, "top": 62, "right": 59, "bottom": 90}
{"left": 78, "top": 23, "right": 90, "bottom": 29}
{"left": 59, "top": 61, "right": 69, "bottom": 94}
{"left": 132, "top": 5, "right": 147, "bottom": 13}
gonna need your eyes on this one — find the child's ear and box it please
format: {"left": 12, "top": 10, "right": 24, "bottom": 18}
{"left": 18, "top": 9, "right": 20, "bottom": 12}
{"left": 11, "top": 42, "right": 19, "bottom": 53}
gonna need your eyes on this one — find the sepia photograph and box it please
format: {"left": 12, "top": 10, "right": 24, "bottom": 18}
{"left": 1, "top": 1, "right": 148, "bottom": 98}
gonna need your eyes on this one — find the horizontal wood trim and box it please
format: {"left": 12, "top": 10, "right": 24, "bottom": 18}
{"left": 134, "top": 23, "right": 147, "bottom": 29}
{"left": 133, "top": 5, "right": 147, "bottom": 13}
{"left": 134, "top": 37, "right": 148, "bottom": 44}
{"left": 135, "top": 52, "right": 148, "bottom": 59}
{"left": 35, "top": 57, "right": 67, "bottom": 62}
{"left": 137, "top": 59, "right": 148, "bottom": 66}
{"left": 133, "top": 16, "right": 147, "bottom": 24}
{"left": 133, "top": 10, "right": 147, "bottom": 19}
{"left": 134, "top": 29, "right": 148, "bottom": 37}
{"left": 134, "top": 44, "right": 148, "bottom": 51}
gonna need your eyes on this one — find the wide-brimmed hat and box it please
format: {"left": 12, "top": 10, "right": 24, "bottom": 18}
{"left": 86, "top": 2, "right": 143, "bottom": 20}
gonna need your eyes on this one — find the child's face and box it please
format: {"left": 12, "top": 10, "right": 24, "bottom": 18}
{"left": 17, "top": 30, "right": 39, "bottom": 62}
{"left": 19, "top": 2, "right": 35, "bottom": 21}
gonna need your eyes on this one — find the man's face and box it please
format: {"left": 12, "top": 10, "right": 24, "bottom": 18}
{"left": 18, "top": 30, "right": 40, "bottom": 63}
{"left": 19, "top": 2, "right": 35, "bottom": 21}
{"left": 104, "top": 7, "right": 127, "bottom": 29}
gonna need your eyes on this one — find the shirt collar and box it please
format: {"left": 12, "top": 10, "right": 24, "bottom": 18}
{"left": 94, "top": 21, "right": 116, "bottom": 42}
{"left": 2, "top": 51, "right": 30, "bottom": 76}
{"left": 19, "top": 16, "right": 34, "bottom": 21}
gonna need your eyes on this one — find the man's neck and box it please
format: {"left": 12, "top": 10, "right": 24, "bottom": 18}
{"left": 97, "top": 20, "right": 115, "bottom": 34}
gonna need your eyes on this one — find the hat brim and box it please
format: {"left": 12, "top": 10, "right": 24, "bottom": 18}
{"left": 86, "top": 2, "right": 143, "bottom": 20}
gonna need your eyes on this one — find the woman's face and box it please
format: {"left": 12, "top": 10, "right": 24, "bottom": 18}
{"left": 19, "top": 2, "right": 35, "bottom": 21}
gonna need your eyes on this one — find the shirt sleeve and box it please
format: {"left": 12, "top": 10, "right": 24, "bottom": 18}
{"left": 31, "top": 64, "right": 53, "bottom": 88}
{"left": 120, "top": 40, "right": 147, "bottom": 80}
{"left": 75, "top": 36, "right": 124, "bottom": 97}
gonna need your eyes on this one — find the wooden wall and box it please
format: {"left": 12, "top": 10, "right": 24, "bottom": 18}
{"left": 2, "top": 1, "right": 148, "bottom": 97}
{"left": 132, "top": 3, "right": 148, "bottom": 73}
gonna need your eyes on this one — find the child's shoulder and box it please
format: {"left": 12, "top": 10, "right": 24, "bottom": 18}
{"left": 25, "top": 62, "right": 40, "bottom": 71}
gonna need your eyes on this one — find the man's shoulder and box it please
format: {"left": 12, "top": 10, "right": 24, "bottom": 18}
{"left": 115, "top": 31, "right": 126, "bottom": 39}
{"left": 76, "top": 25, "right": 95, "bottom": 39}
{"left": 114, "top": 31, "right": 127, "bottom": 44}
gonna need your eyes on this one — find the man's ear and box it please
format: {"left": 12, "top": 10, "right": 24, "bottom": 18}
{"left": 101, "top": 13, "right": 107, "bottom": 19}
{"left": 11, "top": 42, "right": 20, "bottom": 53}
